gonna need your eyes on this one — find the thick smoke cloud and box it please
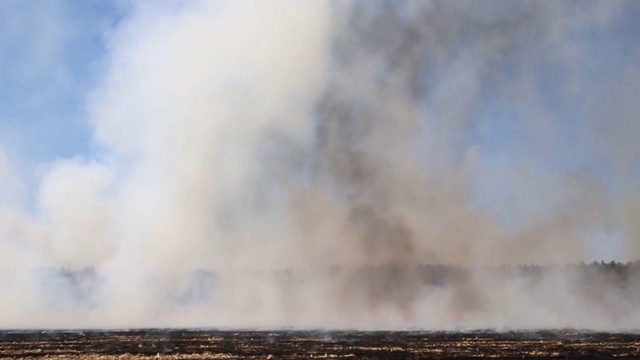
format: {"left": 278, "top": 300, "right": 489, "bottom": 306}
{"left": 1, "top": 0, "right": 640, "bottom": 329}
{"left": 286, "top": 1, "right": 630, "bottom": 267}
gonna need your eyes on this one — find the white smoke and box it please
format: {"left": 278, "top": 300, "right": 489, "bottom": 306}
{"left": 0, "top": 0, "right": 639, "bottom": 329}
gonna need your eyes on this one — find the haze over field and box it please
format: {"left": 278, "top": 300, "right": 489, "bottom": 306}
{"left": 1, "top": 0, "right": 640, "bottom": 329}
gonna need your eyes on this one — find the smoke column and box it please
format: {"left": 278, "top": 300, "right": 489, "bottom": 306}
{"left": 1, "top": 0, "right": 640, "bottom": 329}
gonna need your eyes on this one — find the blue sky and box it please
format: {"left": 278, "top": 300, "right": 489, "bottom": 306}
{"left": 477, "top": 9, "right": 639, "bottom": 198}
{"left": 0, "top": 1, "right": 125, "bottom": 172}
{"left": 2, "top": 1, "right": 637, "bottom": 177}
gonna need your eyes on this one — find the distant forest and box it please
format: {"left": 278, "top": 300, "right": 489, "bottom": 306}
{"left": 33, "top": 261, "right": 640, "bottom": 310}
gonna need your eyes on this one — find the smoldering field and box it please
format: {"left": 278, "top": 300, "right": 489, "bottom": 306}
{"left": 3, "top": 329, "right": 640, "bottom": 359}
{"left": 1, "top": 0, "right": 640, "bottom": 330}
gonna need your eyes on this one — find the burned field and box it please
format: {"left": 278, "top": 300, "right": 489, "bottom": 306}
{"left": 4, "top": 261, "right": 640, "bottom": 359}
{"left": 1, "top": 329, "right": 640, "bottom": 359}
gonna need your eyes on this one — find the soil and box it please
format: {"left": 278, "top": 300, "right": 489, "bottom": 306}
{"left": 1, "top": 329, "right": 639, "bottom": 359}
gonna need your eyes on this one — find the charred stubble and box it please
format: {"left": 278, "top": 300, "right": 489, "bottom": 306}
{"left": 1, "top": 329, "right": 639, "bottom": 359}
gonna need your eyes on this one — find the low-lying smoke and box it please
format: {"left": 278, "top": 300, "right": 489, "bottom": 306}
{"left": 1, "top": 0, "right": 639, "bottom": 329}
